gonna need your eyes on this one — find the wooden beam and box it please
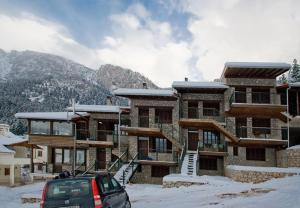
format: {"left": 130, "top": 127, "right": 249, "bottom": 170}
{"left": 138, "top": 160, "right": 178, "bottom": 166}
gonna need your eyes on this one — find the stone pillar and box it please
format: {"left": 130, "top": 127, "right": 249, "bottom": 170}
{"left": 270, "top": 88, "right": 278, "bottom": 104}
{"left": 198, "top": 101, "right": 203, "bottom": 118}
{"left": 226, "top": 117, "right": 235, "bottom": 135}
{"left": 105, "top": 148, "right": 112, "bottom": 169}
{"left": 88, "top": 147, "right": 97, "bottom": 165}
{"left": 128, "top": 136, "right": 138, "bottom": 158}
{"left": 271, "top": 118, "right": 281, "bottom": 139}
{"left": 219, "top": 101, "right": 225, "bottom": 122}
{"left": 247, "top": 117, "right": 252, "bottom": 138}
{"left": 10, "top": 164, "right": 14, "bottom": 186}
{"left": 182, "top": 100, "right": 188, "bottom": 118}
{"left": 246, "top": 88, "right": 252, "bottom": 103}
{"left": 131, "top": 106, "right": 138, "bottom": 127}
{"left": 149, "top": 108, "right": 155, "bottom": 128}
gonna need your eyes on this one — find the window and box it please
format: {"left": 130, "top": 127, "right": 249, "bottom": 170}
{"left": 55, "top": 148, "right": 63, "bottom": 163}
{"left": 200, "top": 157, "right": 217, "bottom": 170}
{"left": 246, "top": 148, "right": 265, "bottom": 161}
{"left": 252, "top": 88, "right": 270, "bottom": 104}
{"left": 233, "top": 146, "right": 238, "bottom": 156}
{"left": 188, "top": 101, "right": 198, "bottom": 118}
{"left": 37, "top": 164, "right": 43, "bottom": 171}
{"left": 37, "top": 150, "right": 43, "bottom": 157}
{"left": 203, "top": 130, "right": 220, "bottom": 145}
{"left": 236, "top": 117, "right": 247, "bottom": 138}
{"left": 252, "top": 118, "right": 271, "bottom": 137}
{"left": 155, "top": 108, "right": 172, "bottom": 124}
{"left": 99, "top": 175, "right": 113, "bottom": 193}
{"left": 235, "top": 88, "right": 246, "bottom": 103}
{"left": 110, "top": 177, "right": 121, "bottom": 191}
{"left": 5, "top": 168, "right": 10, "bottom": 176}
{"left": 151, "top": 166, "right": 169, "bottom": 177}
{"left": 53, "top": 122, "right": 73, "bottom": 136}
{"left": 203, "top": 102, "right": 220, "bottom": 116}
{"left": 76, "top": 150, "right": 85, "bottom": 164}
{"left": 138, "top": 108, "right": 149, "bottom": 127}
{"left": 30, "top": 121, "right": 50, "bottom": 135}
{"left": 63, "top": 149, "right": 70, "bottom": 164}
{"left": 150, "top": 137, "right": 172, "bottom": 153}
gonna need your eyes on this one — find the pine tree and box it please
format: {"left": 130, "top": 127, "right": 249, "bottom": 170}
{"left": 278, "top": 73, "right": 288, "bottom": 84}
{"left": 290, "top": 59, "right": 300, "bottom": 83}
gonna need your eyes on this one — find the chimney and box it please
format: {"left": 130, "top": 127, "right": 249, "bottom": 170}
{"left": 184, "top": 77, "right": 188, "bottom": 82}
{"left": 142, "top": 82, "right": 148, "bottom": 89}
{"left": 106, "top": 95, "right": 113, "bottom": 105}
{"left": 0, "top": 124, "right": 10, "bottom": 135}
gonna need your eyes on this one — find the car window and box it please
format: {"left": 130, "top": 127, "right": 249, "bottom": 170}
{"left": 46, "top": 179, "right": 91, "bottom": 200}
{"left": 110, "top": 177, "right": 121, "bottom": 191}
{"left": 99, "top": 175, "right": 113, "bottom": 194}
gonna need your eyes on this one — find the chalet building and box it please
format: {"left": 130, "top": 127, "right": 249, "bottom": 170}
{"left": 15, "top": 61, "right": 300, "bottom": 185}
{"left": 15, "top": 105, "right": 130, "bottom": 174}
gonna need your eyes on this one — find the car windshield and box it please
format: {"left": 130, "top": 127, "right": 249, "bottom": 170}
{"left": 46, "top": 179, "right": 91, "bottom": 200}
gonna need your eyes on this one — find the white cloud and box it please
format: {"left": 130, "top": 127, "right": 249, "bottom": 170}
{"left": 97, "top": 3, "right": 194, "bottom": 87}
{"left": 0, "top": 13, "right": 102, "bottom": 68}
{"left": 181, "top": 0, "right": 300, "bottom": 80}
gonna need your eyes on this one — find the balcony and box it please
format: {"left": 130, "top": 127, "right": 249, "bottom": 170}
{"left": 227, "top": 91, "right": 287, "bottom": 121}
{"left": 236, "top": 126, "right": 287, "bottom": 140}
{"left": 188, "top": 107, "right": 199, "bottom": 118}
{"left": 138, "top": 115, "right": 149, "bottom": 127}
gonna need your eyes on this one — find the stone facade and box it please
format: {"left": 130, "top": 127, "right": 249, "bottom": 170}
{"left": 131, "top": 165, "right": 177, "bottom": 184}
{"left": 225, "top": 146, "right": 276, "bottom": 167}
{"left": 199, "top": 157, "right": 224, "bottom": 176}
{"left": 277, "top": 148, "right": 300, "bottom": 168}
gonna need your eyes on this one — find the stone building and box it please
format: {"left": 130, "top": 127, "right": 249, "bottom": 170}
{"left": 15, "top": 61, "right": 300, "bottom": 185}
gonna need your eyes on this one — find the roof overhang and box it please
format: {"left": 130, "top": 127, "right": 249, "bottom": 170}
{"left": 222, "top": 62, "right": 290, "bottom": 78}
{"left": 120, "top": 126, "right": 162, "bottom": 137}
{"left": 15, "top": 112, "right": 90, "bottom": 121}
{"left": 230, "top": 138, "right": 288, "bottom": 147}
{"left": 138, "top": 160, "right": 177, "bottom": 166}
{"left": 114, "top": 88, "right": 178, "bottom": 100}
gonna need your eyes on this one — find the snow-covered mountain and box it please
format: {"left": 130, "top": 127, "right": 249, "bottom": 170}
{"left": 97, "top": 64, "right": 158, "bottom": 90}
{"left": 0, "top": 49, "right": 158, "bottom": 134}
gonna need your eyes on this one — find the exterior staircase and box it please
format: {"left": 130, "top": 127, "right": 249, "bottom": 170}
{"left": 181, "top": 151, "right": 198, "bottom": 176}
{"left": 114, "top": 163, "right": 138, "bottom": 185}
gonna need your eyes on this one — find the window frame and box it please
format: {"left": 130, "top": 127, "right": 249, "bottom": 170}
{"left": 246, "top": 148, "right": 266, "bottom": 161}
{"left": 155, "top": 108, "right": 172, "bottom": 124}
{"left": 151, "top": 166, "right": 170, "bottom": 178}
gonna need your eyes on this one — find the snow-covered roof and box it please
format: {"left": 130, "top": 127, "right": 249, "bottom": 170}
{"left": 287, "top": 145, "right": 300, "bottom": 150}
{"left": 15, "top": 112, "right": 89, "bottom": 121}
{"left": 222, "top": 62, "right": 290, "bottom": 78}
{"left": 224, "top": 62, "right": 291, "bottom": 69}
{"left": 0, "top": 131, "right": 25, "bottom": 153}
{"left": 66, "top": 105, "right": 130, "bottom": 113}
{"left": 114, "top": 88, "right": 176, "bottom": 97}
{"left": 172, "top": 81, "right": 228, "bottom": 89}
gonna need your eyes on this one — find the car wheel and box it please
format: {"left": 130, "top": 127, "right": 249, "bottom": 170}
{"left": 125, "top": 200, "right": 131, "bottom": 208}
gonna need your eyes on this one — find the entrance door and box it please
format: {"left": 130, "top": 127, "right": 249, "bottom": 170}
{"left": 138, "top": 137, "right": 149, "bottom": 159}
{"left": 188, "top": 131, "right": 199, "bottom": 151}
{"left": 53, "top": 148, "right": 63, "bottom": 173}
{"left": 96, "top": 148, "right": 106, "bottom": 170}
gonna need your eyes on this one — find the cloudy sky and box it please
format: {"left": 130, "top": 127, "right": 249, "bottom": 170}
{"left": 0, "top": 0, "right": 299, "bottom": 87}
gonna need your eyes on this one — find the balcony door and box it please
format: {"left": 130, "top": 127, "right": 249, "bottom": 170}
{"left": 138, "top": 108, "right": 149, "bottom": 127}
{"left": 96, "top": 148, "right": 106, "bottom": 170}
{"left": 138, "top": 137, "right": 149, "bottom": 159}
{"left": 188, "top": 130, "right": 199, "bottom": 151}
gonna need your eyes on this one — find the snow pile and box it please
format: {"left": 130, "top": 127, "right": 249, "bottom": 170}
{"left": 287, "top": 145, "right": 300, "bottom": 150}
{"left": 227, "top": 165, "right": 300, "bottom": 174}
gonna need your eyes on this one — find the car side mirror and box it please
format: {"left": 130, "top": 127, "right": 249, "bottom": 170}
{"left": 122, "top": 185, "right": 126, "bottom": 190}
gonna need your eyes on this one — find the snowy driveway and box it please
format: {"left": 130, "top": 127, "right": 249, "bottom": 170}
{"left": 1, "top": 176, "right": 300, "bottom": 208}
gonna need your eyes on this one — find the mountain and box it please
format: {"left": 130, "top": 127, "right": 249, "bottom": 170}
{"left": 97, "top": 64, "right": 158, "bottom": 90}
{"left": 0, "top": 49, "right": 158, "bottom": 134}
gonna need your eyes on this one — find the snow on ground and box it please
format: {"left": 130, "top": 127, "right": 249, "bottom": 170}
{"left": 1, "top": 176, "right": 300, "bottom": 208}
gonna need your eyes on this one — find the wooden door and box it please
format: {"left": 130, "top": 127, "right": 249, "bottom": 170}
{"left": 96, "top": 148, "right": 106, "bottom": 170}
{"left": 138, "top": 137, "right": 149, "bottom": 159}
{"left": 188, "top": 132, "right": 198, "bottom": 151}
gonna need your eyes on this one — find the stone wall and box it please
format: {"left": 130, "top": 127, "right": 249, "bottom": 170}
{"left": 225, "top": 166, "right": 299, "bottom": 183}
{"left": 225, "top": 146, "right": 276, "bottom": 167}
{"left": 277, "top": 148, "right": 300, "bottom": 168}
{"left": 131, "top": 164, "right": 177, "bottom": 184}
{"left": 224, "top": 78, "right": 276, "bottom": 87}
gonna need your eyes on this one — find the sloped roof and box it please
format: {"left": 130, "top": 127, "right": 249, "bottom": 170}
{"left": 114, "top": 88, "right": 176, "bottom": 97}
{"left": 15, "top": 112, "right": 89, "bottom": 121}
{"left": 66, "top": 105, "right": 130, "bottom": 113}
{"left": 0, "top": 131, "right": 25, "bottom": 153}
{"left": 172, "top": 81, "right": 228, "bottom": 89}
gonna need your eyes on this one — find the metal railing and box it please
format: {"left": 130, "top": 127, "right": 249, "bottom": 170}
{"left": 122, "top": 152, "right": 138, "bottom": 185}
{"left": 252, "top": 91, "right": 270, "bottom": 104}
{"left": 203, "top": 108, "right": 220, "bottom": 116}
{"left": 76, "top": 129, "right": 89, "bottom": 140}
{"left": 108, "top": 148, "right": 128, "bottom": 173}
{"left": 229, "top": 91, "right": 276, "bottom": 106}
{"left": 178, "top": 142, "right": 186, "bottom": 172}
{"left": 198, "top": 142, "right": 227, "bottom": 152}
{"left": 72, "top": 161, "right": 86, "bottom": 176}
{"left": 236, "top": 126, "right": 288, "bottom": 140}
